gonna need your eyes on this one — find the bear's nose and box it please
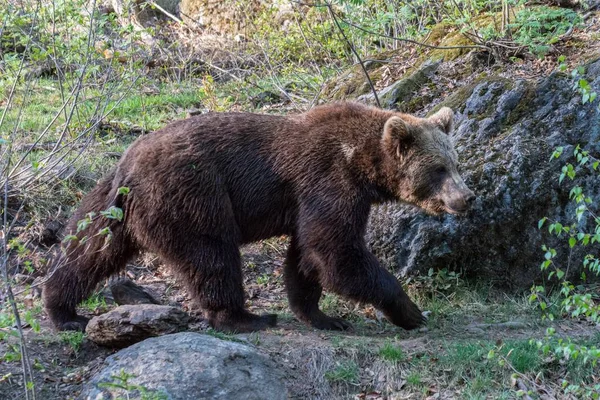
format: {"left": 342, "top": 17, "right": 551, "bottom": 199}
{"left": 465, "top": 192, "right": 476, "bottom": 205}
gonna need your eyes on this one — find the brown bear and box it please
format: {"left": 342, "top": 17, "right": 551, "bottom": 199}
{"left": 43, "top": 102, "right": 474, "bottom": 333}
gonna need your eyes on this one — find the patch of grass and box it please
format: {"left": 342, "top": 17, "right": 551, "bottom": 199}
{"left": 105, "top": 84, "right": 203, "bottom": 130}
{"left": 319, "top": 293, "right": 361, "bottom": 322}
{"left": 409, "top": 278, "right": 541, "bottom": 331}
{"left": 80, "top": 291, "right": 107, "bottom": 313}
{"left": 59, "top": 331, "right": 85, "bottom": 354}
{"left": 378, "top": 342, "right": 405, "bottom": 362}
{"left": 504, "top": 340, "right": 541, "bottom": 374}
{"left": 205, "top": 329, "right": 244, "bottom": 343}
{"left": 319, "top": 293, "right": 341, "bottom": 314}
{"left": 256, "top": 274, "right": 270, "bottom": 286}
{"left": 98, "top": 369, "right": 168, "bottom": 400}
{"left": 405, "top": 371, "right": 423, "bottom": 388}
{"left": 324, "top": 360, "right": 359, "bottom": 384}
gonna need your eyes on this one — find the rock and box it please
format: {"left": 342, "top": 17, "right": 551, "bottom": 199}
{"left": 468, "top": 321, "right": 528, "bottom": 330}
{"left": 109, "top": 278, "right": 161, "bottom": 306}
{"left": 13, "top": 273, "right": 34, "bottom": 284}
{"left": 180, "top": 0, "right": 265, "bottom": 35}
{"left": 322, "top": 60, "right": 385, "bottom": 101}
{"left": 367, "top": 58, "right": 600, "bottom": 288}
{"left": 86, "top": 304, "right": 189, "bottom": 347}
{"left": 80, "top": 332, "right": 287, "bottom": 400}
{"left": 39, "top": 219, "right": 63, "bottom": 246}
{"left": 251, "top": 90, "right": 285, "bottom": 107}
{"left": 359, "top": 59, "right": 441, "bottom": 110}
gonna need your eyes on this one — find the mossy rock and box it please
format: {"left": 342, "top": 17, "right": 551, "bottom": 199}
{"left": 426, "top": 11, "right": 502, "bottom": 61}
{"left": 430, "top": 31, "right": 476, "bottom": 61}
{"left": 377, "top": 59, "right": 441, "bottom": 110}
{"left": 322, "top": 63, "right": 384, "bottom": 101}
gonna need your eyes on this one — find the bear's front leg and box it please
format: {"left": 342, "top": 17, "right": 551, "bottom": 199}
{"left": 313, "top": 243, "right": 426, "bottom": 330}
{"left": 296, "top": 191, "right": 425, "bottom": 330}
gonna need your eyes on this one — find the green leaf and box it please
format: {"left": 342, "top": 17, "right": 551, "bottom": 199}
{"left": 100, "top": 206, "right": 124, "bottom": 221}
{"left": 569, "top": 237, "right": 576, "bottom": 248}
{"left": 552, "top": 147, "right": 564, "bottom": 159}
{"left": 62, "top": 235, "right": 78, "bottom": 243}
{"left": 117, "top": 186, "right": 130, "bottom": 195}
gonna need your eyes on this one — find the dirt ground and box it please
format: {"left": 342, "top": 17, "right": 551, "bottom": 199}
{"left": 1, "top": 236, "right": 598, "bottom": 400}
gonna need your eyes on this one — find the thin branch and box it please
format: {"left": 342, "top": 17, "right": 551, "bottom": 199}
{"left": 326, "top": 3, "right": 380, "bottom": 108}
{"left": 337, "top": 15, "right": 490, "bottom": 51}
{"left": 147, "top": 0, "right": 183, "bottom": 24}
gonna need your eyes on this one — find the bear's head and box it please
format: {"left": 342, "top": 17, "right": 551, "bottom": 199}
{"left": 380, "top": 107, "right": 475, "bottom": 216}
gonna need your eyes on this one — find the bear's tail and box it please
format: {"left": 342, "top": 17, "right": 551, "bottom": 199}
{"left": 43, "top": 169, "right": 139, "bottom": 331}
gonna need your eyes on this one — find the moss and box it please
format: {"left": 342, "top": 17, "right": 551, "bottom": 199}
{"left": 427, "top": 11, "right": 502, "bottom": 61}
{"left": 429, "top": 83, "right": 476, "bottom": 115}
{"left": 322, "top": 65, "right": 383, "bottom": 101}
{"left": 431, "top": 31, "right": 476, "bottom": 61}
{"left": 380, "top": 60, "right": 440, "bottom": 109}
{"left": 501, "top": 82, "right": 536, "bottom": 129}
{"left": 429, "top": 75, "right": 516, "bottom": 119}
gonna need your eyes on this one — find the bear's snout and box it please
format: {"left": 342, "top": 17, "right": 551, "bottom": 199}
{"left": 440, "top": 177, "right": 475, "bottom": 215}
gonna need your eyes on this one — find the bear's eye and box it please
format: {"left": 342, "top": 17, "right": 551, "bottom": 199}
{"left": 433, "top": 166, "right": 447, "bottom": 177}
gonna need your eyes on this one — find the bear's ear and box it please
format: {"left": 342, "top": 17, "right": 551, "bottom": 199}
{"left": 382, "top": 116, "right": 412, "bottom": 159}
{"left": 428, "top": 107, "right": 454, "bottom": 135}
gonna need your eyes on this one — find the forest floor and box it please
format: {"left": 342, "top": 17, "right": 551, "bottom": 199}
{"left": 1, "top": 237, "right": 599, "bottom": 400}
{"left": 2, "top": 8, "right": 600, "bottom": 399}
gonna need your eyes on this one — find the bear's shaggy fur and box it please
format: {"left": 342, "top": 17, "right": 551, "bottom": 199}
{"left": 43, "top": 102, "right": 474, "bottom": 332}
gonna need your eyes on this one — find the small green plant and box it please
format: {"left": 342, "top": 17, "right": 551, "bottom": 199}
{"left": 80, "top": 291, "right": 107, "bottom": 313}
{"left": 405, "top": 371, "right": 423, "bottom": 387}
{"left": 198, "top": 75, "right": 234, "bottom": 112}
{"left": 59, "top": 331, "right": 85, "bottom": 354}
{"left": 256, "top": 274, "right": 270, "bottom": 286}
{"left": 529, "top": 63, "right": 600, "bottom": 397}
{"left": 2, "top": 344, "right": 22, "bottom": 363}
{"left": 98, "top": 369, "right": 168, "bottom": 400}
{"left": 510, "top": 6, "right": 580, "bottom": 57}
{"left": 205, "top": 329, "right": 243, "bottom": 343}
{"left": 325, "top": 360, "right": 360, "bottom": 385}
{"left": 378, "top": 342, "right": 405, "bottom": 362}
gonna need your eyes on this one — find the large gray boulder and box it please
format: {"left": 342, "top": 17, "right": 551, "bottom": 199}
{"left": 80, "top": 332, "right": 287, "bottom": 400}
{"left": 368, "top": 58, "right": 600, "bottom": 288}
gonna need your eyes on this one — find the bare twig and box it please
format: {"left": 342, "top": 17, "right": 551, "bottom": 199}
{"left": 147, "top": 0, "right": 183, "bottom": 24}
{"left": 325, "top": 3, "right": 380, "bottom": 108}
{"left": 337, "top": 15, "right": 490, "bottom": 51}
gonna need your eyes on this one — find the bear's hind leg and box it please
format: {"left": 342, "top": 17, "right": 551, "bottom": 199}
{"left": 284, "top": 238, "right": 352, "bottom": 331}
{"left": 43, "top": 223, "right": 137, "bottom": 331}
{"left": 161, "top": 237, "right": 277, "bottom": 333}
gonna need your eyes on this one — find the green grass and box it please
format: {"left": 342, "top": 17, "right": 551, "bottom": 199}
{"left": 80, "top": 291, "right": 107, "bottom": 313}
{"left": 105, "top": 86, "right": 203, "bottom": 130}
{"left": 205, "top": 329, "right": 244, "bottom": 343}
{"left": 378, "top": 342, "right": 405, "bottom": 362}
{"left": 324, "top": 360, "right": 359, "bottom": 384}
{"left": 405, "top": 371, "right": 423, "bottom": 388}
{"left": 58, "top": 331, "right": 85, "bottom": 354}
{"left": 0, "top": 79, "right": 203, "bottom": 138}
